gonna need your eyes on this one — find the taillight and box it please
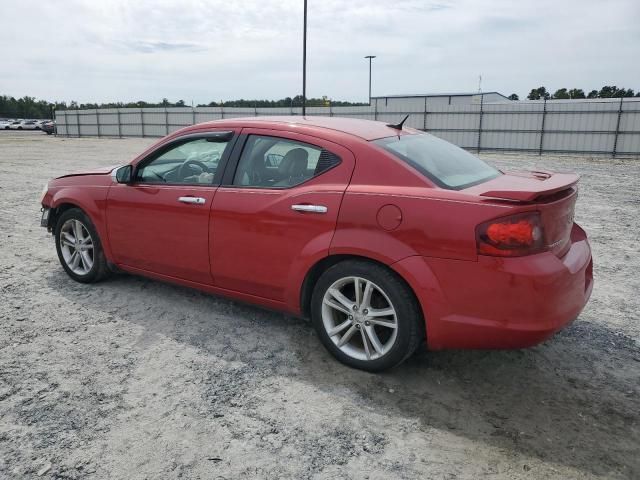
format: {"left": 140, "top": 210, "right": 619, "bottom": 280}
{"left": 476, "top": 212, "right": 546, "bottom": 257}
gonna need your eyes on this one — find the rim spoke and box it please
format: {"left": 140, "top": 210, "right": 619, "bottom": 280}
{"left": 364, "top": 326, "right": 385, "bottom": 355}
{"left": 62, "top": 239, "right": 75, "bottom": 248}
{"left": 337, "top": 325, "right": 358, "bottom": 347}
{"left": 70, "top": 251, "right": 81, "bottom": 269}
{"left": 361, "top": 329, "right": 372, "bottom": 359}
{"left": 354, "top": 278, "right": 362, "bottom": 306}
{"left": 366, "top": 307, "right": 395, "bottom": 318}
{"left": 327, "top": 319, "right": 352, "bottom": 336}
{"left": 361, "top": 281, "right": 373, "bottom": 309}
{"left": 367, "top": 318, "right": 397, "bottom": 329}
{"left": 328, "top": 288, "right": 354, "bottom": 311}
{"left": 73, "top": 220, "right": 84, "bottom": 242}
{"left": 323, "top": 297, "right": 351, "bottom": 316}
{"left": 62, "top": 232, "right": 75, "bottom": 244}
{"left": 80, "top": 251, "right": 93, "bottom": 271}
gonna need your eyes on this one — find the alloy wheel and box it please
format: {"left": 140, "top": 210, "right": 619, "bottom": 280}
{"left": 59, "top": 219, "right": 94, "bottom": 275}
{"left": 321, "top": 276, "right": 398, "bottom": 361}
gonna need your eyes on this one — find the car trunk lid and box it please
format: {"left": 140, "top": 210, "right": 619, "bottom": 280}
{"left": 471, "top": 171, "right": 579, "bottom": 257}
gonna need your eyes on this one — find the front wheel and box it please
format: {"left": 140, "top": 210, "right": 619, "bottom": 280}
{"left": 54, "top": 208, "right": 110, "bottom": 283}
{"left": 311, "top": 260, "right": 424, "bottom": 372}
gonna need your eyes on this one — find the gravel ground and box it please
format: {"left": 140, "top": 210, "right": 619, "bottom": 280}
{"left": 0, "top": 131, "right": 639, "bottom": 479}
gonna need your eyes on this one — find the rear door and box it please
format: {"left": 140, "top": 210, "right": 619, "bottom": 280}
{"left": 210, "top": 129, "right": 355, "bottom": 302}
{"left": 106, "top": 130, "right": 237, "bottom": 284}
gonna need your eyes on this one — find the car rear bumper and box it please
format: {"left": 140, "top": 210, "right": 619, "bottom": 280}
{"left": 394, "top": 223, "right": 593, "bottom": 350}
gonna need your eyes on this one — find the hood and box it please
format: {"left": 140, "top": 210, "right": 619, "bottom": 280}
{"left": 469, "top": 170, "right": 579, "bottom": 202}
{"left": 56, "top": 165, "right": 118, "bottom": 179}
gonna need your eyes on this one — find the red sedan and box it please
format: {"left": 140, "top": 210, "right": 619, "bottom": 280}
{"left": 40, "top": 116, "right": 593, "bottom": 371}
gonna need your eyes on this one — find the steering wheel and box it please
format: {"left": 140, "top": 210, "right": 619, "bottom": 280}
{"left": 178, "top": 159, "right": 209, "bottom": 180}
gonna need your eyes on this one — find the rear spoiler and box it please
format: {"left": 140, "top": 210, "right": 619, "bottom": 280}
{"left": 479, "top": 172, "right": 579, "bottom": 202}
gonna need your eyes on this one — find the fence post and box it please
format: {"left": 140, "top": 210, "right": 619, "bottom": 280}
{"left": 221, "top": 105, "right": 225, "bottom": 119}
{"left": 96, "top": 110, "right": 101, "bottom": 138}
{"left": 329, "top": 101, "right": 333, "bottom": 117}
{"left": 192, "top": 107, "right": 196, "bottom": 125}
{"left": 117, "top": 109, "right": 122, "bottom": 138}
{"left": 374, "top": 99, "right": 378, "bottom": 121}
{"left": 62, "top": 111, "right": 67, "bottom": 137}
{"left": 165, "top": 108, "right": 169, "bottom": 135}
{"left": 539, "top": 98, "right": 547, "bottom": 156}
{"left": 476, "top": 94, "right": 484, "bottom": 153}
{"left": 140, "top": 108, "right": 145, "bottom": 137}
{"left": 254, "top": 104, "right": 258, "bottom": 117}
{"left": 76, "top": 110, "right": 81, "bottom": 137}
{"left": 423, "top": 97, "right": 427, "bottom": 131}
{"left": 612, "top": 97, "right": 624, "bottom": 158}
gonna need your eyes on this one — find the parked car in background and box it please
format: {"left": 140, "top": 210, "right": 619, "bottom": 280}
{"left": 5, "top": 120, "right": 23, "bottom": 130}
{"left": 10, "top": 120, "right": 39, "bottom": 130}
{"left": 39, "top": 116, "right": 593, "bottom": 371}
{"left": 41, "top": 121, "right": 56, "bottom": 135}
{"left": 0, "top": 119, "right": 15, "bottom": 129}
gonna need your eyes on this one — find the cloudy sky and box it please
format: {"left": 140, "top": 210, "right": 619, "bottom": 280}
{"left": 1, "top": 0, "right": 639, "bottom": 104}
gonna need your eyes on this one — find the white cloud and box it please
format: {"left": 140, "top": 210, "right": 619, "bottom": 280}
{"left": 1, "top": 0, "right": 638, "bottom": 103}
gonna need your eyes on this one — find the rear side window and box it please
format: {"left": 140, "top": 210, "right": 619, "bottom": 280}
{"left": 374, "top": 133, "right": 500, "bottom": 189}
{"left": 233, "top": 135, "right": 340, "bottom": 188}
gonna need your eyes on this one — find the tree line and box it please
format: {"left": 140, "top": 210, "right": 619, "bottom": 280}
{"left": 507, "top": 85, "right": 640, "bottom": 101}
{"left": 0, "top": 94, "right": 366, "bottom": 119}
{"left": 4, "top": 86, "right": 640, "bottom": 118}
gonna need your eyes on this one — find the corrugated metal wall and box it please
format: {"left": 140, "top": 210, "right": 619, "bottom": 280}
{"left": 55, "top": 98, "right": 640, "bottom": 156}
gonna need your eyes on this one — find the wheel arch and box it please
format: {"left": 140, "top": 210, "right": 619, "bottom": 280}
{"left": 299, "top": 253, "right": 426, "bottom": 322}
{"left": 47, "top": 202, "right": 81, "bottom": 232}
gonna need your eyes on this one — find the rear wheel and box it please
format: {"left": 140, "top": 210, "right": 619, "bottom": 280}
{"left": 55, "top": 208, "right": 110, "bottom": 283}
{"left": 311, "top": 260, "right": 424, "bottom": 372}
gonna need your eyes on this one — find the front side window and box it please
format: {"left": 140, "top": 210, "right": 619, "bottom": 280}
{"left": 233, "top": 135, "right": 340, "bottom": 188}
{"left": 374, "top": 133, "right": 500, "bottom": 189}
{"left": 136, "top": 137, "right": 231, "bottom": 184}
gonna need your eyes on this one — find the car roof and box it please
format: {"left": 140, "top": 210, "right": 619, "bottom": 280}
{"left": 194, "top": 116, "right": 413, "bottom": 141}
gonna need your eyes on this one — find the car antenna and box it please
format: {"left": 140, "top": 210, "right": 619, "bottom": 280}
{"left": 387, "top": 114, "right": 410, "bottom": 130}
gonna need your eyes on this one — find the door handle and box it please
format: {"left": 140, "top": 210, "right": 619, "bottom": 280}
{"left": 178, "top": 196, "right": 206, "bottom": 205}
{"left": 291, "top": 204, "right": 328, "bottom": 214}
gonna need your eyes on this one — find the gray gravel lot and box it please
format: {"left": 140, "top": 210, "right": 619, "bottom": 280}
{"left": 1, "top": 131, "right": 639, "bottom": 479}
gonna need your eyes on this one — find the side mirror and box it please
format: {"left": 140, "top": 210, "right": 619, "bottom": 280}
{"left": 114, "top": 165, "right": 133, "bottom": 184}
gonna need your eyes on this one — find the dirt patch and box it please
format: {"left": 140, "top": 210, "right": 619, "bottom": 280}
{"left": 1, "top": 131, "right": 639, "bottom": 479}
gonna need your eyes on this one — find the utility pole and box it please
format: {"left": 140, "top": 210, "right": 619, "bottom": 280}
{"left": 365, "top": 55, "right": 376, "bottom": 104}
{"left": 302, "top": 0, "right": 307, "bottom": 116}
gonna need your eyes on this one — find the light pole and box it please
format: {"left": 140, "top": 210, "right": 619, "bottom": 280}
{"left": 364, "top": 55, "right": 376, "bottom": 105}
{"left": 302, "top": 0, "right": 307, "bottom": 116}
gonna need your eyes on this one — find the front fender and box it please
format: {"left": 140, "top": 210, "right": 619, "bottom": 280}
{"left": 49, "top": 183, "right": 114, "bottom": 262}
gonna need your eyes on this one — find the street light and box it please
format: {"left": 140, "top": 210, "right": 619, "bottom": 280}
{"left": 302, "top": 0, "right": 308, "bottom": 116}
{"left": 364, "top": 55, "right": 376, "bottom": 105}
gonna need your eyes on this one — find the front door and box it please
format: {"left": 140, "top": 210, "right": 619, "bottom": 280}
{"left": 210, "top": 129, "right": 355, "bottom": 302}
{"left": 106, "top": 131, "right": 235, "bottom": 284}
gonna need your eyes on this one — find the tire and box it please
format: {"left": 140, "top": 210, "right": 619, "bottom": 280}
{"left": 311, "top": 260, "right": 424, "bottom": 372}
{"left": 54, "top": 208, "right": 110, "bottom": 283}
{"left": 17, "top": 126, "right": 22, "bottom": 130}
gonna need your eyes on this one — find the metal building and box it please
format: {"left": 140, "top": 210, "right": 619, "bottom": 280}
{"left": 372, "top": 92, "right": 511, "bottom": 110}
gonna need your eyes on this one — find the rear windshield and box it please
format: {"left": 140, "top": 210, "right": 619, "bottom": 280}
{"left": 374, "top": 133, "right": 500, "bottom": 189}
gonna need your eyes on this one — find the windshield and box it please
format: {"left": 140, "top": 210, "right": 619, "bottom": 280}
{"left": 374, "top": 133, "right": 500, "bottom": 189}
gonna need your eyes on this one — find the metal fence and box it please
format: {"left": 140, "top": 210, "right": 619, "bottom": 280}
{"left": 55, "top": 97, "right": 640, "bottom": 157}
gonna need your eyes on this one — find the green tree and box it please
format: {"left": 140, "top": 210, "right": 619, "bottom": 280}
{"left": 508, "top": 93, "right": 519, "bottom": 100}
{"left": 587, "top": 90, "right": 599, "bottom": 98}
{"left": 568, "top": 88, "right": 586, "bottom": 99}
{"left": 527, "top": 87, "right": 550, "bottom": 100}
{"left": 553, "top": 88, "right": 570, "bottom": 99}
